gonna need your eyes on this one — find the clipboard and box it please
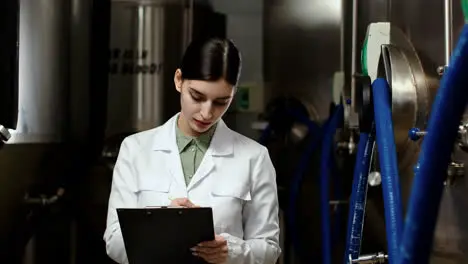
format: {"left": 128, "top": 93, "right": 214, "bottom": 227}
{"left": 117, "top": 207, "right": 215, "bottom": 264}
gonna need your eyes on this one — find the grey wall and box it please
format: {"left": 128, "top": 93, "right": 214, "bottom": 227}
{"left": 210, "top": 0, "right": 263, "bottom": 85}
{"left": 209, "top": 0, "right": 264, "bottom": 139}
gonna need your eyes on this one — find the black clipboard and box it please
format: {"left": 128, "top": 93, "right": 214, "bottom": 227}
{"left": 117, "top": 207, "right": 215, "bottom": 264}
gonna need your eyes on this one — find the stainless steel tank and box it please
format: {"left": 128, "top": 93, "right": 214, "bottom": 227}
{"left": 106, "top": 0, "right": 226, "bottom": 136}
{"left": 103, "top": 0, "right": 226, "bottom": 158}
{"left": 106, "top": 0, "right": 168, "bottom": 136}
{"left": 14, "top": 0, "right": 71, "bottom": 143}
{"left": 0, "top": 0, "right": 19, "bottom": 137}
{"left": 0, "top": 0, "right": 95, "bottom": 263}
{"left": 263, "top": 0, "right": 343, "bottom": 121}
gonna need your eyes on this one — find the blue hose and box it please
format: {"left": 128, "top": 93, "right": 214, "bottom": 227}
{"left": 258, "top": 106, "right": 322, "bottom": 260}
{"left": 259, "top": 105, "right": 343, "bottom": 262}
{"left": 343, "top": 128, "right": 375, "bottom": 263}
{"left": 320, "top": 104, "right": 344, "bottom": 264}
{"left": 331, "top": 147, "right": 344, "bottom": 246}
{"left": 372, "top": 78, "right": 404, "bottom": 264}
{"left": 287, "top": 112, "right": 324, "bottom": 260}
{"left": 398, "top": 24, "right": 468, "bottom": 264}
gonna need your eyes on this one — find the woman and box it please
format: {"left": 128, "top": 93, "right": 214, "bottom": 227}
{"left": 103, "top": 37, "right": 281, "bottom": 264}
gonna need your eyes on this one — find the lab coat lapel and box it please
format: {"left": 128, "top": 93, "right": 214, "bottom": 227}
{"left": 188, "top": 119, "right": 234, "bottom": 190}
{"left": 152, "top": 114, "right": 186, "bottom": 189}
{"left": 188, "top": 153, "right": 215, "bottom": 190}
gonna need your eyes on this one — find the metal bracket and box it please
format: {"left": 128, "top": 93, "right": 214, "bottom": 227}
{"left": 410, "top": 121, "right": 468, "bottom": 146}
{"left": 349, "top": 252, "right": 388, "bottom": 263}
{"left": 337, "top": 132, "right": 357, "bottom": 155}
{"left": 0, "top": 125, "right": 11, "bottom": 142}
{"left": 24, "top": 188, "right": 65, "bottom": 206}
{"left": 437, "top": 65, "right": 448, "bottom": 76}
{"left": 354, "top": 74, "right": 373, "bottom": 133}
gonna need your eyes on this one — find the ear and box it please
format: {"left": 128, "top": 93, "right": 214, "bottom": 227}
{"left": 174, "top": 69, "right": 183, "bottom": 93}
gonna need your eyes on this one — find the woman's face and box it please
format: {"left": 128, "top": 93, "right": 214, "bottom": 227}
{"left": 174, "top": 69, "right": 235, "bottom": 136}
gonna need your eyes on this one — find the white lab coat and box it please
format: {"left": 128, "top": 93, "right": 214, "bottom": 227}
{"left": 103, "top": 114, "right": 281, "bottom": 264}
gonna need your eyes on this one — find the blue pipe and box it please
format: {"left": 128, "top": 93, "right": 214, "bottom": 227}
{"left": 320, "top": 104, "right": 344, "bottom": 264}
{"left": 343, "top": 128, "right": 375, "bottom": 263}
{"left": 398, "top": 24, "right": 468, "bottom": 264}
{"left": 372, "top": 78, "right": 404, "bottom": 264}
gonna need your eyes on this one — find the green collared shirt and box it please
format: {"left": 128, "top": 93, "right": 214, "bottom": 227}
{"left": 175, "top": 120, "right": 217, "bottom": 186}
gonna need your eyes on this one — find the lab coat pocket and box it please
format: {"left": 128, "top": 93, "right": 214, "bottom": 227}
{"left": 211, "top": 183, "right": 251, "bottom": 233}
{"left": 211, "top": 185, "right": 252, "bottom": 202}
{"left": 136, "top": 175, "right": 172, "bottom": 207}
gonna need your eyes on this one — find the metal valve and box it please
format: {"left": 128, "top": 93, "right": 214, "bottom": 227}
{"left": 337, "top": 134, "right": 357, "bottom": 155}
{"left": 0, "top": 125, "right": 11, "bottom": 142}
{"left": 437, "top": 65, "right": 448, "bottom": 76}
{"left": 349, "top": 252, "right": 388, "bottom": 264}
{"left": 410, "top": 122, "right": 468, "bottom": 152}
{"left": 408, "top": 127, "right": 427, "bottom": 141}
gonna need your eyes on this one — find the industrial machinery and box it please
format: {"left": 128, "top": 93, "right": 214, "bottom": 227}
{"left": 263, "top": 0, "right": 468, "bottom": 263}
{"left": 342, "top": 0, "right": 468, "bottom": 262}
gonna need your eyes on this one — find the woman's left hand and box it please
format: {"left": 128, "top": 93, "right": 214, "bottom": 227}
{"left": 192, "top": 235, "right": 228, "bottom": 264}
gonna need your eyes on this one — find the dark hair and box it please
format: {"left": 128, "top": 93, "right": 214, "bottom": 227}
{"left": 179, "top": 37, "right": 242, "bottom": 87}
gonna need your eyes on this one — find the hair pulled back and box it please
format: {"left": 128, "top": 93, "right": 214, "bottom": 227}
{"left": 179, "top": 37, "right": 242, "bottom": 87}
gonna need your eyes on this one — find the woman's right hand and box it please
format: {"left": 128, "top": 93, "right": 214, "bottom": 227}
{"left": 170, "top": 197, "right": 199, "bottom": 208}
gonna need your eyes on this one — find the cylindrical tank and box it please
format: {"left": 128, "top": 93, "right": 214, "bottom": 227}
{"left": 0, "top": 0, "right": 19, "bottom": 133}
{"left": 106, "top": 0, "right": 169, "bottom": 136}
{"left": 103, "top": 0, "right": 226, "bottom": 159}
{"left": 0, "top": 0, "right": 95, "bottom": 263}
{"left": 15, "top": 0, "right": 71, "bottom": 143}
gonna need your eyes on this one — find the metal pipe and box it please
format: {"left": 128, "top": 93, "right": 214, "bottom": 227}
{"left": 351, "top": 0, "right": 358, "bottom": 96}
{"left": 348, "top": 0, "right": 360, "bottom": 129}
{"left": 444, "top": 0, "right": 453, "bottom": 66}
{"left": 398, "top": 24, "right": 468, "bottom": 264}
{"left": 340, "top": 0, "right": 345, "bottom": 71}
{"left": 372, "top": 78, "right": 404, "bottom": 264}
{"left": 351, "top": 252, "right": 387, "bottom": 264}
{"left": 181, "top": 0, "right": 193, "bottom": 52}
{"left": 188, "top": 0, "right": 193, "bottom": 42}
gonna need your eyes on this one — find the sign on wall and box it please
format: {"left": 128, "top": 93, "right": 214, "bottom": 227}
{"left": 108, "top": 48, "right": 163, "bottom": 75}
